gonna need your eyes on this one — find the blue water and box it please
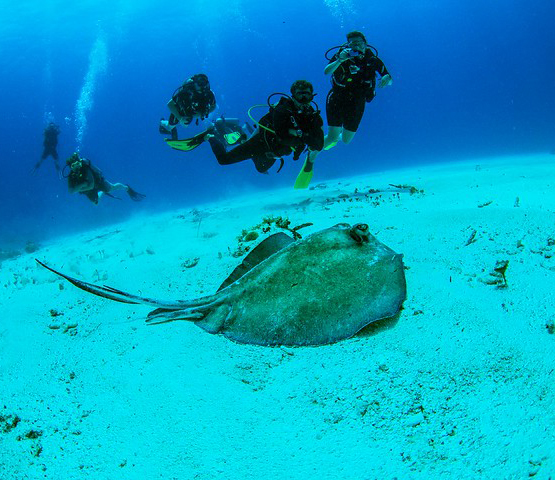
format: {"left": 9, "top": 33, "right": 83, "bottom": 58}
{"left": 1, "top": 0, "right": 553, "bottom": 247}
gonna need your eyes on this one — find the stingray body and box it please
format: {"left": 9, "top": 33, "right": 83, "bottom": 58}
{"left": 37, "top": 223, "right": 406, "bottom": 346}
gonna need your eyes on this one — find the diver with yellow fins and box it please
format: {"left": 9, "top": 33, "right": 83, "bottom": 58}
{"left": 206, "top": 80, "right": 324, "bottom": 175}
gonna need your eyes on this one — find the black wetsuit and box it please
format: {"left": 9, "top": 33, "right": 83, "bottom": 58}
{"left": 169, "top": 83, "right": 216, "bottom": 127}
{"left": 68, "top": 159, "right": 110, "bottom": 204}
{"left": 327, "top": 49, "right": 390, "bottom": 132}
{"left": 208, "top": 97, "right": 324, "bottom": 173}
{"left": 42, "top": 124, "right": 60, "bottom": 160}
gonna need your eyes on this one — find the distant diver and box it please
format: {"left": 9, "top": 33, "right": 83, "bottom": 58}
{"left": 300, "top": 30, "right": 393, "bottom": 185}
{"left": 165, "top": 116, "right": 254, "bottom": 152}
{"left": 159, "top": 73, "right": 217, "bottom": 141}
{"left": 65, "top": 152, "right": 146, "bottom": 205}
{"left": 207, "top": 80, "right": 324, "bottom": 175}
{"left": 33, "top": 122, "right": 61, "bottom": 173}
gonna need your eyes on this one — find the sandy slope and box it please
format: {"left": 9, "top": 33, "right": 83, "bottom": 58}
{"left": 1, "top": 154, "right": 554, "bottom": 479}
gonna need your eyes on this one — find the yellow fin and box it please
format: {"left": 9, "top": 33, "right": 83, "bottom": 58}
{"left": 294, "top": 158, "right": 314, "bottom": 189}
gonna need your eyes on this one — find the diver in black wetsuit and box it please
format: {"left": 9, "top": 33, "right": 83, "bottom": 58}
{"left": 33, "top": 123, "right": 61, "bottom": 173}
{"left": 65, "top": 152, "right": 146, "bottom": 205}
{"left": 159, "top": 73, "right": 217, "bottom": 140}
{"left": 207, "top": 80, "right": 324, "bottom": 174}
{"left": 325, "top": 30, "right": 392, "bottom": 147}
{"left": 304, "top": 31, "right": 392, "bottom": 171}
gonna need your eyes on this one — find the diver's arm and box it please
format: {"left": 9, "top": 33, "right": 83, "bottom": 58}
{"left": 324, "top": 50, "right": 350, "bottom": 75}
{"left": 207, "top": 91, "right": 216, "bottom": 114}
{"left": 273, "top": 107, "right": 298, "bottom": 145}
{"left": 69, "top": 170, "right": 95, "bottom": 193}
{"left": 303, "top": 120, "right": 325, "bottom": 152}
{"left": 375, "top": 58, "right": 392, "bottom": 87}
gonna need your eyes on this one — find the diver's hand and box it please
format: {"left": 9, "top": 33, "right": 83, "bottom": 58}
{"left": 338, "top": 49, "right": 351, "bottom": 62}
{"left": 378, "top": 74, "right": 392, "bottom": 88}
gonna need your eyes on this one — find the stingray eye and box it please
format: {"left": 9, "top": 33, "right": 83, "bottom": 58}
{"left": 350, "top": 224, "right": 370, "bottom": 243}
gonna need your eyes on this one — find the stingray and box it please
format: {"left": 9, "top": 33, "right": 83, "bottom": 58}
{"left": 36, "top": 223, "right": 406, "bottom": 346}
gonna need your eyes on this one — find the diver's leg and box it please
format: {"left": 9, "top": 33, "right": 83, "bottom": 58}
{"left": 341, "top": 129, "right": 357, "bottom": 144}
{"left": 107, "top": 182, "right": 127, "bottom": 192}
{"left": 324, "top": 88, "right": 344, "bottom": 151}
{"left": 208, "top": 134, "right": 264, "bottom": 166}
{"left": 105, "top": 182, "right": 145, "bottom": 201}
{"left": 340, "top": 96, "right": 365, "bottom": 145}
{"left": 304, "top": 148, "right": 320, "bottom": 169}
{"left": 52, "top": 149, "right": 60, "bottom": 172}
{"left": 323, "top": 126, "right": 343, "bottom": 150}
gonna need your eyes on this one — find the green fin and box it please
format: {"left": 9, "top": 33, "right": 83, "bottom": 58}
{"left": 165, "top": 131, "right": 207, "bottom": 152}
{"left": 294, "top": 157, "right": 314, "bottom": 189}
{"left": 224, "top": 132, "right": 242, "bottom": 145}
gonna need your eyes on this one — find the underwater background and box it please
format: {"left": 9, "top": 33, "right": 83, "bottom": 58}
{"left": 0, "top": 0, "right": 553, "bottom": 247}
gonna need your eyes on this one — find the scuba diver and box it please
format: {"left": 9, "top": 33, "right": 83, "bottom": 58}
{"left": 299, "top": 30, "right": 392, "bottom": 187}
{"left": 207, "top": 80, "right": 324, "bottom": 175}
{"left": 159, "top": 73, "right": 217, "bottom": 140}
{"left": 65, "top": 152, "right": 146, "bottom": 205}
{"left": 33, "top": 122, "right": 61, "bottom": 173}
{"left": 165, "top": 116, "right": 254, "bottom": 152}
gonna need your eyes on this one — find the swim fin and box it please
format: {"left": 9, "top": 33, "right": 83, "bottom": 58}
{"left": 294, "top": 156, "right": 314, "bottom": 189}
{"left": 165, "top": 130, "right": 209, "bottom": 152}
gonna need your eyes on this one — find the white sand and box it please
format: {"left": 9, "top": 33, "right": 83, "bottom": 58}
{"left": 1, "top": 153, "right": 554, "bottom": 479}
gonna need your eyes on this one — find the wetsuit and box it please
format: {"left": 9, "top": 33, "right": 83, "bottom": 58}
{"left": 326, "top": 49, "right": 390, "bottom": 132}
{"left": 168, "top": 82, "right": 216, "bottom": 127}
{"left": 68, "top": 159, "right": 111, "bottom": 204}
{"left": 208, "top": 97, "right": 324, "bottom": 173}
{"left": 42, "top": 124, "right": 60, "bottom": 160}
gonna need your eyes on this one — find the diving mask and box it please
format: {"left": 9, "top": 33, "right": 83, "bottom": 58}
{"left": 70, "top": 159, "right": 83, "bottom": 172}
{"left": 348, "top": 39, "right": 367, "bottom": 54}
{"left": 293, "top": 90, "right": 314, "bottom": 105}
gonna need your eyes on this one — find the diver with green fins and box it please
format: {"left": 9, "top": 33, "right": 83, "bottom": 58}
{"left": 206, "top": 80, "right": 324, "bottom": 175}
{"left": 165, "top": 116, "right": 254, "bottom": 152}
{"left": 297, "top": 30, "right": 392, "bottom": 188}
{"left": 159, "top": 73, "right": 217, "bottom": 141}
{"left": 64, "top": 152, "right": 146, "bottom": 205}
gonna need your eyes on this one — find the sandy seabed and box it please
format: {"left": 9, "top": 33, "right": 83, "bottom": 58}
{"left": 1, "top": 154, "right": 554, "bottom": 479}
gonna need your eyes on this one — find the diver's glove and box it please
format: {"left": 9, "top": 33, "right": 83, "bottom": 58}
{"left": 293, "top": 146, "right": 304, "bottom": 161}
{"left": 378, "top": 74, "right": 392, "bottom": 88}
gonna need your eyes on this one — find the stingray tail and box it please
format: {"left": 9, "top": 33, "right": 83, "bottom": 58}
{"left": 36, "top": 259, "right": 143, "bottom": 304}
{"left": 35, "top": 259, "right": 213, "bottom": 309}
{"left": 146, "top": 308, "right": 205, "bottom": 325}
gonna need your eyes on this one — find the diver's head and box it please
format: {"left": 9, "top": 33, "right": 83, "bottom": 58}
{"left": 67, "top": 152, "right": 83, "bottom": 172}
{"left": 192, "top": 73, "right": 210, "bottom": 92}
{"left": 346, "top": 30, "right": 367, "bottom": 54}
{"left": 290, "top": 80, "right": 315, "bottom": 106}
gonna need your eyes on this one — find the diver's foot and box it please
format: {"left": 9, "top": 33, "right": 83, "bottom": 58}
{"left": 303, "top": 155, "right": 314, "bottom": 173}
{"left": 202, "top": 126, "right": 215, "bottom": 141}
{"left": 126, "top": 186, "right": 146, "bottom": 202}
{"left": 159, "top": 119, "right": 175, "bottom": 135}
